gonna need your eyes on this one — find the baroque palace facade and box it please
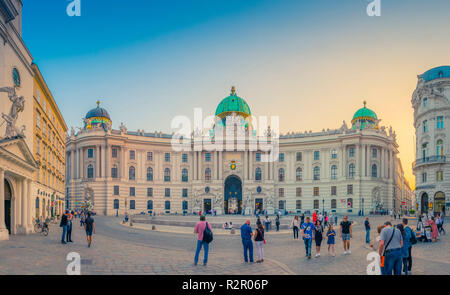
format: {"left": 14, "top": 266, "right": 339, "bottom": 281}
{"left": 412, "top": 66, "right": 450, "bottom": 216}
{"left": 0, "top": 0, "right": 67, "bottom": 240}
{"left": 66, "top": 88, "right": 411, "bottom": 216}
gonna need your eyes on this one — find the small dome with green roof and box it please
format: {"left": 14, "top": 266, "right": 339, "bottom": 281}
{"left": 215, "top": 87, "right": 251, "bottom": 119}
{"left": 351, "top": 101, "right": 379, "bottom": 130}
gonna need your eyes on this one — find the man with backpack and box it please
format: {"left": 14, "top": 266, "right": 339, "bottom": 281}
{"left": 379, "top": 221, "right": 403, "bottom": 275}
{"left": 402, "top": 218, "right": 415, "bottom": 274}
{"left": 194, "top": 215, "right": 213, "bottom": 266}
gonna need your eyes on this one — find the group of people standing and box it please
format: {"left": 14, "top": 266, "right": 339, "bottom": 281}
{"left": 60, "top": 210, "right": 95, "bottom": 247}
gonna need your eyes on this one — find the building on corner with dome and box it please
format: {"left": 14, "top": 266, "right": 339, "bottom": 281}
{"left": 66, "top": 88, "right": 411, "bottom": 216}
{"left": 412, "top": 66, "right": 450, "bottom": 216}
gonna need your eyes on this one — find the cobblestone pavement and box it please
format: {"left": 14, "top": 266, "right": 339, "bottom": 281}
{"left": 0, "top": 215, "right": 448, "bottom": 275}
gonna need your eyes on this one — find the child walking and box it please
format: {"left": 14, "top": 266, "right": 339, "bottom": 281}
{"left": 327, "top": 224, "right": 336, "bottom": 256}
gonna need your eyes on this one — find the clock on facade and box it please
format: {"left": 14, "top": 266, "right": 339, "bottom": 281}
{"left": 12, "top": 68, "right": 21, "bottom": 87}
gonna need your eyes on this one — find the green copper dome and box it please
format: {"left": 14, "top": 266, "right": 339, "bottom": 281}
{"left": 215, "top": 87, "right": 251, "bottom": 118}
{"left": 352, "top": 102, "right": 378, "bottom": 123}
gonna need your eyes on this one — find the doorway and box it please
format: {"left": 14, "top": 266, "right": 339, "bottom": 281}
{"left": 224, "top": 175, "right": 242, "bottom": 214}
{"left": 4, "top": 179, "right": 12, "bottom": 234}
{"left": 255, "top": 198, "right": 263, "bottom": 214}
{"left": 203, "top": 199, "right": 212, "bottom": 214}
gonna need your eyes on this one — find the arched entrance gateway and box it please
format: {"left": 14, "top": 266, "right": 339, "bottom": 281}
{"left": 434, "top": 192, "right": 445, "bottom": 215}
{"left": 4, "top": 179, "right": 12, "bottom": 234}
{"left": 421, "top": 193, "right": 429, "bottom": 214}
{"left": 224, "top": 175, "right": 242, "bottom": 214}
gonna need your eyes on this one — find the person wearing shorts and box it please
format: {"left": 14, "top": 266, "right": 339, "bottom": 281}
{"left": 83, "top": 212, "right": 95, "bottom": 248}
{"left": 340, "top": 215, "right": 352, "bottom": 255}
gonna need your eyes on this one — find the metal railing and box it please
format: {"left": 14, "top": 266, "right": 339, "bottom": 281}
{"left": 413, "top": 155, "right": 446, "bottom": 167}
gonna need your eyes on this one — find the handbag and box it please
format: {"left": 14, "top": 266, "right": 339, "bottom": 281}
{"left": 380, "top": 228, "right": 396, "bottom": 267}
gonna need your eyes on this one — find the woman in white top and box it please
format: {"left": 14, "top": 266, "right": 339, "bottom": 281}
{"left": 290, "top": 215, "right": 300, "bottom": 239}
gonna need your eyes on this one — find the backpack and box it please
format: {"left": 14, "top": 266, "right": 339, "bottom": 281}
{"left": 409, "top": 227, "right": 417, "bottom": 245}
{"left": 202, "top": 222, "right": 213, "bottom": 244}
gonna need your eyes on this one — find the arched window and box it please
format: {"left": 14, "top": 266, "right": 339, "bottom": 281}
{"left": 278, "top": 168, "right": 285, "bottom": 182}
{"left": 255, "top": 167, "right": 262, "bottom": 181}
{"left": 147, "top": 200, "right": 153, "bottom": 210}
{"left": 296, "top": 167, "right": 302, "bottom": 181}
{"left": 331, "top": 165, "right": 338, "bottom": 180}
{"left": 348, "top": 163, "right": 355, "bottom": 179}
{"left": 164, "top": 168, "right": 171, "bottom": 182}
{"left": 331, "top": 199, "right": 337, "bottom": 209}
{"left": 111, "top": 165, "right": 118, "bottom": 178}
{"left": 87, "top": 164, "right": 94, "bottom": 179}
{"left": 113, "top": 199, "right": 119, "bottom": 209}
{"left": 205, "top": 168, "right": 211, "bottom": 182}
{"left": 313, "top": 166, "right": 320, "bottom": 180}
{"left": 422, "top": 143, "right": 429, "bottom": 160}
{"left": 147, "top": 167, "right": 153, "bottom": 181}
{"left": 437, "top": 140, "right": 444, "bottom": 158}
{"left": 371, "top": 164, "right": 378, "bottom": 178}
{"left": 182, "top": 168, "right": 188, "bottom": 182}
{"left": 129, "top": 166, "right": 135, "bottom": 180}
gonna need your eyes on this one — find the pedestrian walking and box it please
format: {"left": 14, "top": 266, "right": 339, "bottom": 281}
{"left": 300, "top": 213, "right": 305, "bottom": 225}
{"left": 339, "top": 215, "right": 352, "bottom": 255}
{"left": 60, "top": 210, "right": 68, "bottom": 244}
{"left": 193, "top": 215, "right": 213, "bottom": 266}
{"left": 83, "top": 212, "right": 95, "bottom": 248}
{"left": 241, "top": 219, "right": 254, "bottom": 263}
{"left": 429, "top": 216, "right": 439, "bottom": 242}
{"left": 66, "top": 211, "right": 74, "bottom": 243}
{"left": 264, "top": 216, "right": 270, "bottom": 232}
{"left": 290, "top": 215, "right": 300, "bottom": 239}
{"left": 301, "top": 216, "right": 315, "bottom": 259}
{"left": 364, "top": 217, "right": 371, "bottom": 245}
{"left": 80, "top": 212, "right": 85, "bottom": 227}
{"left": 314, "top": 220, "right": 324, "bottom": 258}
{"left": 326, "top": 224, "right": 336, "bottom": 256}
{"left": 401, "top": 218, "right": 414, "bottom": 274}
{"left": 275, "top": 215, "right": 280, "bottom": 232}
{"left": 437, "top": 214, "right": 445, "bottom": 235}
{"left": 254, "top": 223, "right": 265, "bottom": 263}
{"left": 379, "top": 221, "right": 403, "bottom": 275}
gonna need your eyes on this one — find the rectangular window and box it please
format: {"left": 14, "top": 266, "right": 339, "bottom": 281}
{"left": 314, "top": 187, "right": 319, "bottom": 196}
{"left": 129, "top": 150, "right": 135, "bottom": 160}
{"left": 147, "top": 152, "right": 153, "bottom": 161}
{"left": 349, "top": 147, "right": 355, "bottom": 158}
{"left": 437, "top": 116, "right": 444, "bottom": 129}
{"left": 278, "top": 188, "right": 284, "bottom": 197}
{"left": 165, "top": 188, "right": 170, "bottom": 197}
{"left": 331, "top": 150, "right": 337, "bottom": 159}
{"left": 422, "top": 173, "right": 427, "bottom": 183}
{"left": 36, "top": 138, "right": 41, "bottom": 155}
{"left": 372, "top": 148, "right": 377, "bottom": 158}
{"left": 296, "top": 187, "right": 302, "bottom": 197}
{"left": 296, "top": 152, "right": 302, "bottom": 161}
{"left": 130, "top": 187, "right": 135, "bottom": 196}
{"left": 182, "top": 153, "right": 188, "bottom": 163}
{"left": 182, "top": 188, "right": 188, "bottom": 197}
{"left": 255, "top": 152, "right": 261, "bottom": 162}
{"left": 423, "top": 97, "right": 428, "bottom": 107}
{"left": 423, "top": 120, "right": 428, "bottom": 133}
{"left": 130, "top": 200, "right": 135, "bottom": 210}
{"left": 347, "top": 184, "right": 353, "bottom": 195}
{"left": 165, "top": 153, "right": 170, "bottom": 162}
{"left": 314, "top": 151, "right": 320, "bottom": 161}
{"left": 112, "top": 148, "right": 118, "bottom": 158}
{"left": 279, "top": 200, "right": 285, "bottom": 210}
{"left": 279, "top": 153, "right": 285, "bottom": 162}
{"left": 88, "top": 148, "right": 94, "bottom": 158}
{"left": 36, "top": 111, "right": 41, "bottom": 129}
{"left": 296, "top": 200, "right": 302, "bottom": 210}
{"left": 147, "top": 188, "right": 153, "bottom": 197}
{"left": 331, "top": 186, "right": 337, "bottom": 196}
{"left": 314, "top": 200, "right": 319, "bottom": 209}
{"left": 205, "top": 153, "right": 211, "bottom": 162}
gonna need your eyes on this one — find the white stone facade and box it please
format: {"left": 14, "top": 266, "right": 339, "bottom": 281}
{"left": 66, "top": 102, "right": 405, "bottom": 217}
{"left": 412, "top": 66, "right": 450, "bottom": 216}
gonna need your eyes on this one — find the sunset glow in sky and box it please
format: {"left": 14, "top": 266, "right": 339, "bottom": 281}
{"left": 22, "top": 0, "right": 450, "bottom": 187}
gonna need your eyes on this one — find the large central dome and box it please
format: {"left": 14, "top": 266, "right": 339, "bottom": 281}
{"left": 215, "top": 87, "right": 251, "bottom": 119}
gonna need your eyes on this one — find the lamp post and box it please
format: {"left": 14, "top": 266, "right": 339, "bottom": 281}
{"left": 322, "top": 198, "right": 325, "bottom": 215}
{"left": 362, "top": 198, "right": 364, "bottom": 216}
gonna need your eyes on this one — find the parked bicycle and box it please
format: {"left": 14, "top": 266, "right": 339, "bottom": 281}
{"left": 33, "top": 218, "right": 49, "bottom": 236}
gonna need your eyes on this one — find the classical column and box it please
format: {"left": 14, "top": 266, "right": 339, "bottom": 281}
{"left": 213, "top": 151, "right": 218, "bottom": 180}
{"left": 27, "top": 179, "right": 32, "bottom": 228}
{"left": 121, "top": 147, "right": 126, "bottom": 180}
{"left": 21, "top": 179, "right": 27, "bottom": 231}
{"left": 265, "top": 153, "right": 269, "bottom": 180}
{"left": 104, "top": 143, "right": 109, "bottom": 178}
{"left": 96, "top": 145, "right": 100, "bottom": 178}
{"left": 219, "top": 151, "right": 223, "bottom": 180}
{"left": 193, "top": 152, "right": 197, "bottom": 181}
{"left": 0, "top": 169, "right": 8, "bottom": 239}
{"left": 244, "top": 151, "right": 248, "bottom": 180}
{"left": 71, "top": 149, "right": 75, "bottom": 181}
{"left": 249, "top": 151, "right": 253, "bottom": 180}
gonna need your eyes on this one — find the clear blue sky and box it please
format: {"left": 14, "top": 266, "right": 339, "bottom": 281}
{"left": 22, "top": 0, "right": 450, "bottom": 183}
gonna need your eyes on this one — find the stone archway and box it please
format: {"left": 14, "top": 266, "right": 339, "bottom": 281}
{"left": 224, "top": 175, "right": 242, "bottom": 214}
{"left": 4, "top": 179, "right": 12, "bottom": 234}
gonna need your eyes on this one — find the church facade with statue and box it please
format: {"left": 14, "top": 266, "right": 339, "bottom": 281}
{"left": 66, "top": 88, "right": 411, "bottom": 216}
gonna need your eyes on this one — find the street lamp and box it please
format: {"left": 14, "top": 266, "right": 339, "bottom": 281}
{"left": 322, "top": 198, "right": 325, "bottom": 215}
{"left": 362, "top": 198, "right": 364, "bottom": 216}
